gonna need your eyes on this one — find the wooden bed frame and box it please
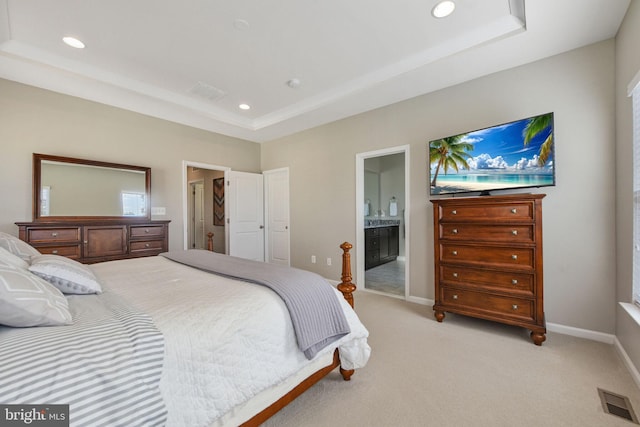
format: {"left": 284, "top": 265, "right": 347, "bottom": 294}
{"left": 235, "top": 241, "right": 358, "bottom": 427}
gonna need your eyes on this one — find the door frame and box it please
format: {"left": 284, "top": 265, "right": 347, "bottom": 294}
{"left": 355, "top": 145, "right": 410, "bottom": 299}
{"left": 182, "top": 160, "right": 231, "bottom": 251}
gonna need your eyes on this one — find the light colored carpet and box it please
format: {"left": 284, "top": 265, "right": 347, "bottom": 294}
{"left": 263, "top": 291, "right": 640, "bottom": 427}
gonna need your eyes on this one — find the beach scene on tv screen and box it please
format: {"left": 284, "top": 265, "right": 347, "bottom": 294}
{"left": 429, "top": 113, "right": 554, "bottom": 195}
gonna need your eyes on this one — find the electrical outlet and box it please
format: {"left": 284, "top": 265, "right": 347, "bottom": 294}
{"left": 311, "top": 255, "right": 316, "bottom": 264}
{"left": 151, "top": 207, "right": 166, "bottom": 215}
{"left": 326, "top": 257, "right": 332, "bottom": 266}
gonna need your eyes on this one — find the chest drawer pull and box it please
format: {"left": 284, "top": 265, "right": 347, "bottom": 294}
{"left": 145, "top": 229, "right": 150, "bottom": 233}
{"left": 452, "top": 229, "right": 458, "bottom": 234}
{"left": 52, "top": 250, "right": 58, "bottom": 254}
{"left": 451, "top": 210, "right": 457, "bottom": 215}
{"left": 511, "top": 230, "right": 518, "bottom": 236}
{"left": 511, "top": 208, "right": 517, "bottom": 214}
{"left": 51, "top": 232, "right": 58, "bottom": 237}
{"left": 511, "top": 279, "right": 518, "bottom": 285}
{"left": 512, "top": 304, "right": 519, "bottom": 310}
{"left": 452, "top": 250, "right": 458, "bottom": 256}
{"left": 145, "top": 243, "right": 150, "bottom": 248}
{"left": 452, "top": 272, "right": 458, "bottom": 278}
{"left": 511, "top": 254, "right": 518, "bottom": 260}
{"left": 452, "top": 294, "right": 458, "bottom": 300}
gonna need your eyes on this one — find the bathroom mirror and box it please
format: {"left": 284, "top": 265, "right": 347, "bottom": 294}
{"left": 33, "top": 153, "right": 151, "bottom": 221}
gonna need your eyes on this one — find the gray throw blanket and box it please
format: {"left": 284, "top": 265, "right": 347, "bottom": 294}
{"left": 160, "top": 250, "right": 351, "bottom": 359}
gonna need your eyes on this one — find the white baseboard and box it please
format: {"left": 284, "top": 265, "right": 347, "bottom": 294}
{"left": 614, "top": 336, "right": 640, "bottom": 390}
{"left": 546, "top": 322, "right": 615, "bottom": 344}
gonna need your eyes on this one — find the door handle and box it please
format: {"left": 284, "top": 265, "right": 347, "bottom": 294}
{"left": 259, "top": 225, "right": 264, "bottom": 229}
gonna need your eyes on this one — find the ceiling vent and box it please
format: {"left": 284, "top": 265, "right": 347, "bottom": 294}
{"left": 188, "top": 81, "right": 226, "bottom": 102}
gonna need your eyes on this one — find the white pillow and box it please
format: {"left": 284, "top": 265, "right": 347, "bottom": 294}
{"left": 29, "top": 254, "right": 102, "bottom": 295}
{"left": 0, "top": 231, "right": 40, "bottom": 263}
{"left": 0, "top": 247, "right": 30, "bottom": 270}
{"left": 0, "top": 263, "right": 72, "bottom": 327}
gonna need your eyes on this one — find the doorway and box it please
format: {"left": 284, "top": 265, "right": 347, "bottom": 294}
{"left": 188, "top": 180, "right": 205, "bottom": 249}
{"left": 356, "top": 146, "right": 410, "bottom": 299}
{"left": 182, "top": 161, "right": 230, "bottom": 253}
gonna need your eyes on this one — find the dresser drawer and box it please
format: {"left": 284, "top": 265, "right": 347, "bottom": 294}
{"left": 440, "top": 243, "right": 535, "bottom": 270}
{"left": 441, "top": 287, "right": 534, "bottom": 322}
{"left": 35, "top": 244, "right": 82, "bottom": 259}
{"left": 439, "top": 224, "right": 534, "bottom": 243}
{"left": 438, "top": 202, "right": 534, "bottom": 222}
{"left": 27, "top": 227, "right": 81, "bottom": 243}
{"left": 440, "top": 265, "right": 534, "bottom": 295}
{"left": 130, "top": 225, "right": 166, "bottom": 239}
{"left": 130, "top": 239, "right": 165, "bottom": 254}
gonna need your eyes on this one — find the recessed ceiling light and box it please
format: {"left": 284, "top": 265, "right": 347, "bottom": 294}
{"left": 287, "top": 78, "right": 301, "bottom": 89}
{"left": 234, "top": 19, "right": 250, "bottom": 31}
{"left": 62, "top": 36, "right": 85, "bottom": 49}
{"left": 239, "top": 103, "right": 251, "bottom": 110}
{"left": 432, "top": 1, "right": 456, "bottom": 18}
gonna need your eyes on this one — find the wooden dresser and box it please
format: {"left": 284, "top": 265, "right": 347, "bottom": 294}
{"left": 431, "top": 194, "right": 545, "bottom": 345}
{"left": 16, "top": 220, "right": 170, "bottom": 264}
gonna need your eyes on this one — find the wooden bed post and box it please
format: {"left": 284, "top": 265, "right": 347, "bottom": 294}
{"left": 337, "top": 242, "right": 356, "bottom": 309}
{"left": 337, "top": 242, "right": 356, "bottom": 381}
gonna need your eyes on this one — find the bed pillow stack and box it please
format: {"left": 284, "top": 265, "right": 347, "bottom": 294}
{"left": 0, "top": 231, "right": 103, "bottom": 328}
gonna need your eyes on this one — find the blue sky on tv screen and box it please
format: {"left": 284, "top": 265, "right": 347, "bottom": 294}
{"left": 432, "top": 114, "right": 553, "bottom": 174}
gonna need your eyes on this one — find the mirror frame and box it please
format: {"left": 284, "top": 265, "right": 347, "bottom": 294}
{"left": 33, "top": 153, "right": 151, "bottom": 222}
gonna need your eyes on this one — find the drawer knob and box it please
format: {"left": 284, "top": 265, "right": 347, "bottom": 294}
{"left": 452, "top": 272, "right": 458, "bottom": 278}
{"left": 512, "top": 304, "right": 519, "bottom": 310}
{"left": 145, "top": 229, "right": 150, "bottom": 233}
{"left": 452, "top": 250, "right": 458, "bottom": 256}
{"left": 52, "top": 250, "right": 58, "bottom": 254}
{"left": 511, "top": 254, "right": 518, "bottom": 260}
{"left": 451, "top": 210, "right": 457, "bottom": 215}
{"left": 452, "top": 229, "right": 458, "bottom": 234}
{"left": 51, "top": 232, "right": 58, "bottom": 237}
{"left": 452, "top": 294, "right": 458, "bottom": 300}
{"left": 511, "top": 230, "right": 518, "bottom": 236}
{"left": 511, "top": 279, "right": 518, "bottom": 285}
{"left": 511, "top": 208, "right": 517, "bottom": 214}
{"left": 145, "top": 243, "right": 150, "bottom": 248}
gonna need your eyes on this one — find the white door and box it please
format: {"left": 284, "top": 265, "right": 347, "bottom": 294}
{"left": 228, "top": 171, "right": 265, "bottom": 261}
{"left": 264, "top": 168, "right": 290, "bottom": 265}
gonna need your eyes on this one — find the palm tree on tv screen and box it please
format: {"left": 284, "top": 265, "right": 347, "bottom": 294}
{"left": 523, "top": 112, "right": 553, "bottom": 166}
{"left": 429, "top": 135, "right": 473, "bottom": 187}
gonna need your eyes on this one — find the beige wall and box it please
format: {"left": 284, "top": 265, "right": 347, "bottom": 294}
{"left": 0, "top": 79, "right": 261, "bottom": 250}
{"left": 263, "top": 39, "right": 618, "bottom": 333}
{"left": 616, "top": 0, "right": 640, "bottom": 372}
{"left": 0, "top": 34, "right": 626, "bottom": 337}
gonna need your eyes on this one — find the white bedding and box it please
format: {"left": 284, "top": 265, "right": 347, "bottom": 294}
{"left": 91, "top": 256, "right": 370, "bottom": 427}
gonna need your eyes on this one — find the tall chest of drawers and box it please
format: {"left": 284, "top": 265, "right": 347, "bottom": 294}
{"left": 431, "top": 194, "right": 546, "bottom": 345}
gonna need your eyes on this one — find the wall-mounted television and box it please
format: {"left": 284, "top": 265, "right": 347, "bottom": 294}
{"left": 429, "top": 112, "right": 555, "bottom": 196}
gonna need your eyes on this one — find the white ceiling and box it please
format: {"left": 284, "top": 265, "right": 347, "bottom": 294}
{"left": 0, "top": 0, "right": 631, "bottom": 142}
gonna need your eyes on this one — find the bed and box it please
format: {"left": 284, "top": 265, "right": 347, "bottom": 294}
{"left": 0, "top": 233, "right": 370, "bottom": 427}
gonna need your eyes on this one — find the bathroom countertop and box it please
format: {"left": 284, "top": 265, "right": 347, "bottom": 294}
{"left": 364, "top": 218, "right": 401, "bottom": 228}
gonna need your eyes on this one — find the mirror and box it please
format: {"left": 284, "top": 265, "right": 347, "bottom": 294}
{"left": 33, "top": 153, "right": 151, "bottom": 221}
